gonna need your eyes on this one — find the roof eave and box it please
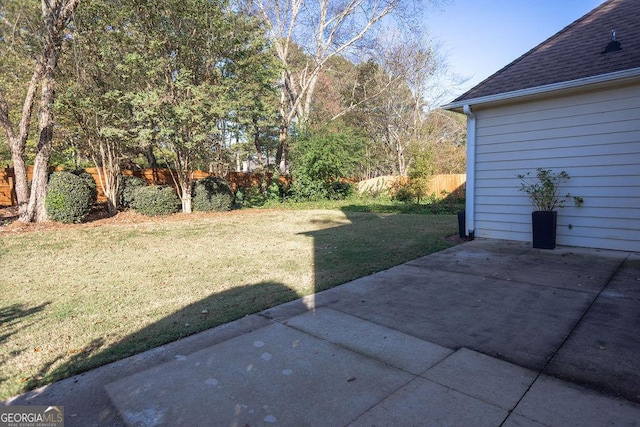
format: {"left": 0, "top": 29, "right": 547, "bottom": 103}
{"left": 442, "top": 67, "right": 640, "bottom": 113}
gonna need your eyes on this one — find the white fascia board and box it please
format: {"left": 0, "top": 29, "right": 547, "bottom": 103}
{"left": 442, "top": 67, "right": 640, "bottom": 111}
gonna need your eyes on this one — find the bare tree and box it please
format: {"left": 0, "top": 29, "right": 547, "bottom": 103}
{"left": 343, "top": 34, "right": 459, "bottom": 176}
{"left": 249, "top": 0, "right": 425, "bottom": 171}
{"left": 0, "top": 0, "right": 80, "bottom": 222}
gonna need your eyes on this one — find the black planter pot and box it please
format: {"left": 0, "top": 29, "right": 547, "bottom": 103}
{"left": 532, "top": 211, "right": 557, "bottom": 249}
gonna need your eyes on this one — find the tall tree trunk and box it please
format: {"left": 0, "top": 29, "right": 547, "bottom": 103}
{"left": 252, "top": 117, "right": 264, "bottom": 166}
{"left": 23, "top": 48, "right": 60, "bottom": 222}
{"left": 300, "top": 71, "right": 319, "bottom": 126}
{"left": 167, "top": 146, "right": 193, "bottom": 214}
{"left": 276, "top": 81, "right": 291, "bottom": 173}
{"left": 24, "top": 142, "right": 52, "bottom": 222}
{"left": 176, "top": 167, "right": 193, "bottom": 214}
{"left": 397, "top": 141, "right": 407, "bottom": 176}
{"left": 2, "top": 0, "right": 79, "bottom": 222}
{"left": 92, "top": 140, "right": 121, "bottom": 216}
{"left": 146, "top": 144, "right": 159, "bottom": 168}
{"left": 0, "top": 64, "right": 45, "bottom": 217}
{"left": 276, "top": 124, "right": 288, "bottom": 173}
{"left": 181, "top": 185, "right": 192, "bottom": 214}
{"left": 10, "top": 146, "right": 30, "bottom": 214}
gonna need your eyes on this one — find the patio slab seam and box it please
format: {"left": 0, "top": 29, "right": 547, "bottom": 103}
{"left": 277, "top": 309, "right": 561, "bottom": 423}
{"left": 500, "top": 252, "right": 632, "bottom": 419}
{"left": 539, "top": 252, "right": 630, "bottom": 374}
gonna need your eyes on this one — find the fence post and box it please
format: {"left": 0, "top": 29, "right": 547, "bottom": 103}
{"left": 6, "top": 166, "right": 16, "bottom": 207}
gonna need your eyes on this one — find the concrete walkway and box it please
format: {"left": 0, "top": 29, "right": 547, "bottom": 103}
{"left": 4, "top": 239, "right": 640, "bottom": 426}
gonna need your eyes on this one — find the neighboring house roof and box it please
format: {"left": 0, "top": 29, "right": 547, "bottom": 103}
{"left": 450, "top": 0, "right": 640, "bottom": 105}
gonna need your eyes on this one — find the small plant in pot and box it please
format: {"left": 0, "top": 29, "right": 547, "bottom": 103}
{"left": 517, "top": 168, "right": 583, "bottom": 249}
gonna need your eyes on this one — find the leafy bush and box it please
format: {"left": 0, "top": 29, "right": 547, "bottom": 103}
{"left": 402, "top": 149, "right": 436, "bottom": 204}
{"left": 390, "top": 177, "right": 413, "bottom": 203}
{"left": 328, "top": 181, "right": 353, "bottom": 200}
{"left": 517, "top": 168, "right": 582, "bottom": 211}
{"left": 235, "top": 174, "right": 285, "bottom": 207}
{"left": 289, "top": 175, "right": 329, "bottom": 202}
{"left": 45, "top": 171, "right": 94, "bottom": 223}
{"left": 192, "top": 176, "right": 233, "bottom": 212}
{"left": 266, "top": 180, "right": 283, "bottom": 202}
{"left": 236, "top": 185, "right": 264, "bottom": 207}
{"left": 71, "top": 170, "right": 98, "bottom": 203}
{"left": 389, "top": 173, "right": 434, "bottom": 204}
{"left": 393, "top": 185, "right": 415, "bottom": 203}
{"left": 118, "top": 175, "right": 147, "bottom": 210}
{"left": 289, "top": 124, "right": 365, "bottom": 201}
{"left": 132, "top": 185, "right": 180, "bottom": 216}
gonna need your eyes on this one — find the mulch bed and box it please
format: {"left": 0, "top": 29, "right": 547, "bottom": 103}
{"left": 0, "top": 203, "right": 270, "bottom": 234}
{"left": 0, "top": 204, "right": 154, "bottom": 234}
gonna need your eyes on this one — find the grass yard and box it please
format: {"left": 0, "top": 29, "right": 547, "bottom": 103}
{"left": 0, "top": 207, "right": 458, "bottom": 400}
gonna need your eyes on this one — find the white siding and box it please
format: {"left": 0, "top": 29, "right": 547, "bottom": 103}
{"left": 473, "top": 82, "right": 640, "bottom": 251}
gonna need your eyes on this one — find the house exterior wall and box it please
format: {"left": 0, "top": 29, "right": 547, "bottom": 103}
{"left": 472, "top": 81, "right": 640, "bottom": 251}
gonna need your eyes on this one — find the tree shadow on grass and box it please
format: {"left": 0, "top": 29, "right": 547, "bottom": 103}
{"left": 0, "top": 303, "right": 50, "bottom": 345}
{"left": 19, "top": 281, "right": 298, "bottom": 395}
{"left": 305, "top": 208, "right": 457, "bottom": 293}
{"left": 0, "top": 303, "right": 50, "bottom": 389}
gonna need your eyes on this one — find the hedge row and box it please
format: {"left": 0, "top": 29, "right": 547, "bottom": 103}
{"left": 44, "top": 172, "right": 235, "bottom": 222}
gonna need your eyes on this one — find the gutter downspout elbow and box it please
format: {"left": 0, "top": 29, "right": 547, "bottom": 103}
{"left": 463, "top": 105, "right": 476, "bottom": 239}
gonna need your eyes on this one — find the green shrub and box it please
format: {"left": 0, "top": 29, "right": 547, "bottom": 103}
{"left": 289, "top": 175, "right": 328, "bottom": 202}
{"left": 71, "top": 170, "right": 98, "bottom": 204}
{"left": 131, "top": 185, "right": 180, "bottom": 216}
{"left": 192, "top": 177, "right": 233, "bottom": 212}
{"left": 266, "top": 180, "right": 282, "bottom": 202}
{"left": 328, "top": 181, "right": 353, "bottom": 200}
{"left": 45, "top": 171, "right": 94, "bottom": 223}
{"left": 233, "top": 187, "right": 245, "bottom": 205}
{"left": 235, "top": 185, "right": 260, "bottom": 207}
{"left": 393, "top": 185, "right": 415, "bottom": 203}
{"left": 118, "top": 175, "right": 147, "bottom": 210}
{"left": 289, "top": 124, "right": 365, "bottom": 202}
{"left": 236, "top": 175, "right": 285, "bottom": 207}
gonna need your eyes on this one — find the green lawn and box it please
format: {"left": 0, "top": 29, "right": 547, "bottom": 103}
{"left": 0, "top": 208, "right": 457, "bottom": 399}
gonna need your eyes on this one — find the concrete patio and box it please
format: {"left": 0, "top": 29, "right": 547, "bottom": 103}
{"left": 4, "top": 239, "right": 640, "bottom": 426}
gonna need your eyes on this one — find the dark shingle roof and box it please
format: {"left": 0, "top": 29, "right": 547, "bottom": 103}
{"left": 453, "top": 0, "right": 640, "bottom": 103}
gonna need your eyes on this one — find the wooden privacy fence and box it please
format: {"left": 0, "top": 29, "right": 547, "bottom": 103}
{"left": 428, "top": 174, "right": 466, "bottom": 198}
{"left": 356, "top": 174, "right": 466, "bottom": 198}
{"left": 0, "top": 167, "right": 286, "bottom": 207}
{"left": 0, "top": 167, "right": 465, "bottom": 207}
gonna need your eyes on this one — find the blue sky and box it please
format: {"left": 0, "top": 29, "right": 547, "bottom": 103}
{"left": 425, "top": 0, "right": 607, "bottom": 102}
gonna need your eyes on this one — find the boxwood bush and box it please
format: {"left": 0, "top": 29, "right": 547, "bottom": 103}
{"left": 71, "top": 170, "right": 98, "bottom": 204}
{"left": 132, "top": 185, "right": 180, "bottom": 216}
{"left": 192, "top": 176, "right": 233, "bottom": 212}
{"left": 118, "top": 175, "right": 147, "bottom": 210}
{"left": 45, "top": 171, "right": 94, "bottom": 223}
